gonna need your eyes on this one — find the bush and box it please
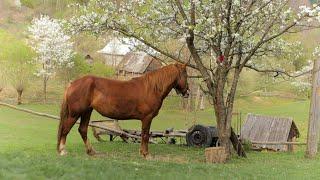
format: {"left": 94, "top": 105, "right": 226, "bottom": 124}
{"left": 91, "top": 62, "right": 115, "bottom": 77}
{"left": 68, "top": 54, "right": 115, "bottom": 79}
{"left": 71, "top": 54, "right": 91, "bottom": 77}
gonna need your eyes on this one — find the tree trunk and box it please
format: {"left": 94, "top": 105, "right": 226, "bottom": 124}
{"left": 214, "top": 104, "right": 232, "bottom": 158}
{"left": 17, "top": 89, "right": 23, "bottom": 105}
{"left": 43, "top": 77, "right": 48, "bottom": 104}
{"left": 211, "top": 67, "right": 242, "bottom": 159}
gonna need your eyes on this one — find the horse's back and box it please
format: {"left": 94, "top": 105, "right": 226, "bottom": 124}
{"left": 66, "top": 75, "right": 147, "bottom": 119}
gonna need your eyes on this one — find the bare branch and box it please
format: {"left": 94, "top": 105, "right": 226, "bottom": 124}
{"left": 244, "top": 64, "right": 312, "bottom": 78}
{"left": 111, "top": 25, "right": 198, "bottom": 69}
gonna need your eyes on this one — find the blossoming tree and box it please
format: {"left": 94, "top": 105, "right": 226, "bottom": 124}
{"left": 28, "top": 15, "right": 74, "bottom": 103}
{"left": 69, "top": 1, "right": 320, "bottom": 158}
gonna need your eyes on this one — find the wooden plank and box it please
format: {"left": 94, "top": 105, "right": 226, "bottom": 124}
{"left": 251, "top": 141, "right": 306, "bottom": 145}
{"left": 0, "top": 102, "right": 60, "bottom": 120}
{"left": 306, "top": 59, "right": 320, "bottom": 158}
{"left": 0, "top": 102, "right": 142, "bottom": 140}
{"left": 240, "top": 113, "right": 255, "bottom": 140}
{"left": 124, "top": 129, "right": 186, "bottom": 138}
{"left": 230, "top": 128, "right": 246, "bottom": 157}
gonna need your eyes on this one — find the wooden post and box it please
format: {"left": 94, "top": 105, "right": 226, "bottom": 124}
{"left": 306, "top": 59, "right": 320, "bottom": 158}
{"left": 195, "top": 86, "right": 201, "bottom": 110}
{"left": 199, "top": 95, "right": 205, "bottom": 110}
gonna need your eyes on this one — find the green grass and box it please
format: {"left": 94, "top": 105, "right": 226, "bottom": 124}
{"left": 0, "top": 97, "right": 318, "bottom": 179}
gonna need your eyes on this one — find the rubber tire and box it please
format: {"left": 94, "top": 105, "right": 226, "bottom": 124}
{"left": 207, "top": 126, "right": 219, "bottom": 147}
{"left": 186, "top": 124, "right": 213, "bottom": 147}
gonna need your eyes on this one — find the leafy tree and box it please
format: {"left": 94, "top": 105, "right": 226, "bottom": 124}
{"left": 69, "top": 1, "right": 320, "bottom": 158}
{"left": 28, "top": 15, "right": 74, "bottom": 103}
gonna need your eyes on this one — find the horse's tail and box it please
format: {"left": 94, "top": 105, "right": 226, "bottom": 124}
{"left": 57, "top": 90, "right": 69, "bottom": 151}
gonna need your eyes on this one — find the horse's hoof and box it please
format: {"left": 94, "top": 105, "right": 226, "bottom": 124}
{"left": 141, "top": 153, "right": 153, "bottom": 160}
{"left": 59, "top": 150, "right": 68, "bottom": 156}
{"left": 87, "top": 149, "right": 97, "bottom": 156}
{"left": 145, "top": 154, "right": 153, "bottom": 160}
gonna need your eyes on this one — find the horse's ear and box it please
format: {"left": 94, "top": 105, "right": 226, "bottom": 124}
{"left": 183, "top": 63, "right": 187, "bottom": 69}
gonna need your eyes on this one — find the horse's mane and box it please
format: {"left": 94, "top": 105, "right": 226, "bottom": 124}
{"left": 139, "top": 64, "right": 179, "bottom": 94}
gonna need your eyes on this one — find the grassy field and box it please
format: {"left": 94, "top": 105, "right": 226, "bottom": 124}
{"left": 0, "top": 97, "right": 319, "bottom": 179}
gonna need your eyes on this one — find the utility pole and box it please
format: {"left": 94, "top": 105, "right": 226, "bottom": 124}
{"left": 306, "top": 59, "right": 320, "bottom": 158}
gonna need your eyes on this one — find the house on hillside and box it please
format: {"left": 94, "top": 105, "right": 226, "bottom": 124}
{"left": 289, "top": 0, "right": 311, "bottom": 11}
{"left": 97, "top": 38, "right": 134, "bottom": 67}
{"left": 117, "top": 52, "right": 162, "bottom": 78}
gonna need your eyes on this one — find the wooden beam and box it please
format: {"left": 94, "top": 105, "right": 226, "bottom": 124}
{"left": 251, "top": 141, "right": 306, "bottom": 145}
{"left": 0, "top": 102, "right": 142, "bottom": 140}
{"left": 306, "top": 59, "right": 320, "bottom": 158}
{"left": 230, "top": 128, "right": 246, "bottom": 157}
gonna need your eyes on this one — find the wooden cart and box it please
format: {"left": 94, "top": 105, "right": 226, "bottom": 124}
{"left": 91, "top": 119, "right": 246, "bottom": 157}
{"left": 91, "top": 120, "right": 186, "bottom": 144}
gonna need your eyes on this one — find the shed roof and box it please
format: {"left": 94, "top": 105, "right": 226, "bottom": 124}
{"left": 240, "top": 114, "right": 299, "bottom": 151}
{"left": 289, "top": 0, "right": 311, "bottom": 11}
{"left": 118, "top": 52, "right": 156, "bottom": 74}
{"left": 97, "top": 38, "right": 133, "bottom": 56}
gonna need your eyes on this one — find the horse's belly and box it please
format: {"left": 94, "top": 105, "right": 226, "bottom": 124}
{"left": 92, "top": 98, "right": 144, "bottom": 120}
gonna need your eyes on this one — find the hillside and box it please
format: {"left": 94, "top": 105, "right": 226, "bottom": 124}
{"left": 0, "top": 0, "right": 319, "bottom": 103}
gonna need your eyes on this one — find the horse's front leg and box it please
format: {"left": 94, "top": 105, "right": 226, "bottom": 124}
{"left": 140, "top": 117, "right": 152, "bottom": 159}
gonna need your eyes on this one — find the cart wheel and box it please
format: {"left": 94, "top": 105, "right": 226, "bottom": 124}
{"left": 186, "top": 125, "right": 213, "bottom": 147}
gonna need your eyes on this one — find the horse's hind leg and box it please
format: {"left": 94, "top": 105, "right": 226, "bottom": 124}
{"left": 58, "top": 115, "right": 78, "bottom": 156}
{"left": 79, "top": 108, "right": 96, "bottom": 156}
{"left": 140, "top": 117, "right": 152, "bottom": 159}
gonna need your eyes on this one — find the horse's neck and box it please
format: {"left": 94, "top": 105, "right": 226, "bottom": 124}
{"left": 155, "top": 71, "right": 177, "bottom": 99}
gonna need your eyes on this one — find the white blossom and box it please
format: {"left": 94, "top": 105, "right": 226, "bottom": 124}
{"left": 28, "top": 15, "right": 74, "bottom": 79}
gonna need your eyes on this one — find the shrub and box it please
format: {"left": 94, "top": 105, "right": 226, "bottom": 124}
{"left": 67, "top": 54, "right": 115, "bottom": 79}
{"left": 91, "top": 62, "right": 115, "bottom": 77}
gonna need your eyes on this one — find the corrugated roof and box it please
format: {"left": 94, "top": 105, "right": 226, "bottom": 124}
{"left": 240, "top": 114, "right": 299, "bottom": 151}
{"left": 118, "top": 52, "right": 154, "bottom": 73}
{"left": 289, "top": 0, "right": 311, "bottom": 11}
{"left": 97, "top": 38, "right": 133, "bottom": 56}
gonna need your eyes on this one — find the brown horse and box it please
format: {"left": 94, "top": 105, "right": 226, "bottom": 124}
{"left": 57, "top": 63, "right": 189, "bottom": 158}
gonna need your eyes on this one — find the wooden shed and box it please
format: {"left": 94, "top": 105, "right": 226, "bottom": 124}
{"left": 117, "top": 52, "right": 162, "bottom": 78}
{"left": 97, "top": 38, "right": 133, "bottom": 67}
{"left": 240, "top": 114, "right": 300, "bottom": 151}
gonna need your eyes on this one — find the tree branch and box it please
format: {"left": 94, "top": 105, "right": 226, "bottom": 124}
{"left": 244, "top": 65, "right": 312, "bottom": 78}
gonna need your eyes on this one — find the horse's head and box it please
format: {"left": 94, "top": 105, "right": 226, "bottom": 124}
{"left": 174, "top": 63, "right": 190, "bottom": 98}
